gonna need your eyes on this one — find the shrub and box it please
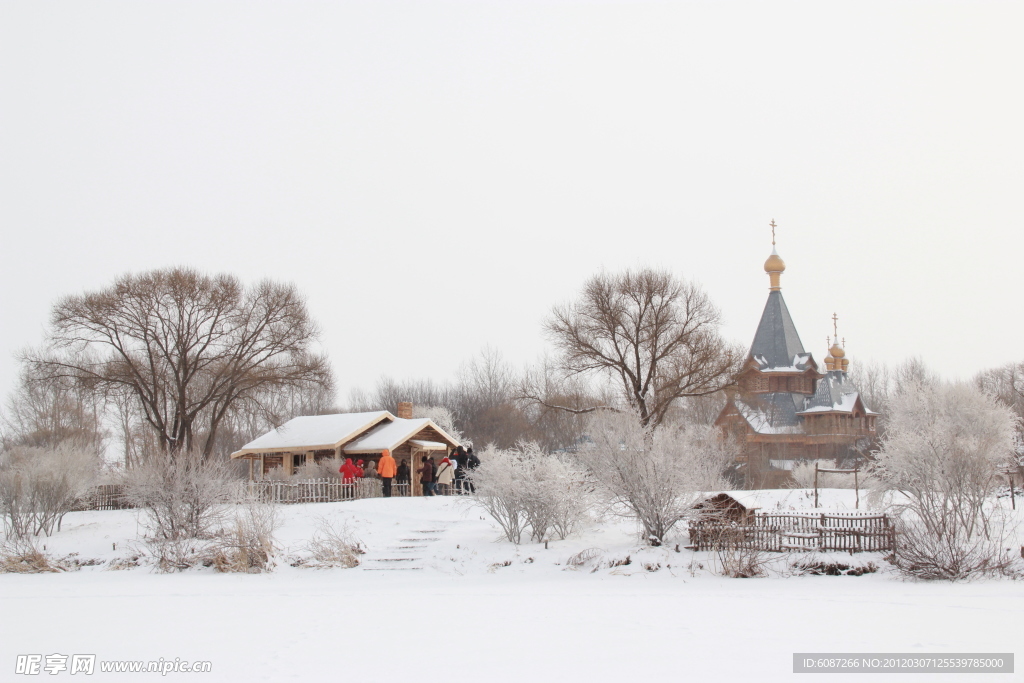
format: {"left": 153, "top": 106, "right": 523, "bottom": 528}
{"left": 301, "top": 518, "right": 363, "bottom": 568}
{"left": 872, "top": 380, "right": 1022, "bottom": 579}
{"left": 212, "top": 498, "right": 280, "bottom": 573}
{"left": 0, "top": 538, "right": 67, "bottom": 573}
{"left": 124, "top": 450, "right": 236, "bottom": 542}
{"left": 578, "top": 412, "right": 734, "bottom": 546}
{"left": 471, "top": 442, "right": 593, "bottom": 544}
{"left": 0, "top": 442, "right": 100, "bottom": 539}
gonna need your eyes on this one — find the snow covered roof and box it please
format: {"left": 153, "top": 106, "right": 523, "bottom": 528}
{"left": 734, "top": 394, "right": 805, "bottom": 434}
{"left": 232, "top": 412, "right": 462, "bottom": 458}
{"left": 233, "top": 411, "right": 392, "bottom": 455}
{"left": 344, "top": 418, "right": 458, "bottom": 454}
{"left": 797, "top": 371, "right": 877, "bottom": 416}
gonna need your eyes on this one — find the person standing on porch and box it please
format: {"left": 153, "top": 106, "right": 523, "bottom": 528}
{"left": 339, "top": 457, "right": 359, "bottom": 483}
{"left": 418, "top": 455, "right": 436, "bottom": 496}
{"left": 378, "top": 449, "right": 397, "bottom": 498}
{"left": 436, "top": 455, "right": 454, "bottom": 495}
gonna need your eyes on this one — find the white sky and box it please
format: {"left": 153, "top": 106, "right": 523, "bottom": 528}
{"left": 2, "top": 2, "right": 1022, "bottom": 405}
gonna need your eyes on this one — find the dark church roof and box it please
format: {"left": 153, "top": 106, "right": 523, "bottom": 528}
{"left": 798, "top": 371, "right": 878, "bottom": 416}
{"left": 749, "top": 290, "right": 805, "bottom": 369}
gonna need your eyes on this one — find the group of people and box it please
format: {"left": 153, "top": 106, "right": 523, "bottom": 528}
{"left": 338, "top": 450, "right": 411, "bottom": 497}
{"left": 417, "top": 445, "right": 479, "bottom": 496}
{"left": 338, "top": 445, "right": 479, "bottom": 497}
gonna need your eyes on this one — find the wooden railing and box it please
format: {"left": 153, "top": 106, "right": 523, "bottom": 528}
{"left": 76, "top": 484, "right": 131, "bottom": 511}
{"left": 73, "top": 479, "right": 417, "bottom": 510}
{"left": 688, "top": 511, "right": 895, "bottom": 553}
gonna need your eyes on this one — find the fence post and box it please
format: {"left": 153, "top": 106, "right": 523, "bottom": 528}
{"left": 814, "top": 463, "right": 819, "bottom": 508}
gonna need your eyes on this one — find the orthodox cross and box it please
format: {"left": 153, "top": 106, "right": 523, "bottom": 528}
{"left": 770, "top": 219, "right": 777, "bottom": 245}
{"left": 832, "top": 312, "right": 839, "bottom": 339}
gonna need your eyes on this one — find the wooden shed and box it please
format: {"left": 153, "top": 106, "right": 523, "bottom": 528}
{"left": 692, "top": 493, "right": 760, "bottom": 524}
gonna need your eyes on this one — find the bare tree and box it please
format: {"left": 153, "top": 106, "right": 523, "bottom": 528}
{"left": 25, "top": 267, "right": 332, "bottom": 458}
{"left": 1, "top": 366, "right": 107, "bottom": 452}
{"left": 537, "top": 268, "right": 740, "bottom": 429}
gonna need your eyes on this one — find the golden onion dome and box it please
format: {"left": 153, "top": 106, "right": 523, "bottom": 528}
{"left": 764, "top": 248, "right": 786, "bottom": 273}
{"left": 830, "top": 342, "right": 845, "bottom": 359}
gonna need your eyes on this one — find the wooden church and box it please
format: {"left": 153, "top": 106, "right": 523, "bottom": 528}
{"left": 715, "top": 229, "right": 878, "bottom": 489}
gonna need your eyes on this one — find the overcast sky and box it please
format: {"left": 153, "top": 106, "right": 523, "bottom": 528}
{"left": 2, "top": 1, "right": 1022, "bottom": 406}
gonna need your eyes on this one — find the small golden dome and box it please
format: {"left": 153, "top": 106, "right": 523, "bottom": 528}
{"left": 764, "top": 248, "right": 786, "bottom": 273}
{"left": 830, "top": 342, "right": 845, "bottom": 359}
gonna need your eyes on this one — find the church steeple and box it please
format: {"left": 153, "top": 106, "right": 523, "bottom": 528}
{"left": 763, "top": 219, "right": 786, "bottom": 291}
{"left": 828, "top": 313, "right": 849, "bottom": 374}
{"left": 750, "top": 222, "right": 804, "bottom": 368}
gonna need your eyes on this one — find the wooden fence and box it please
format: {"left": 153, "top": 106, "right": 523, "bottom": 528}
{"left": 78, "top": 484, "right": 132, "bottom": 511}
{"left": 74, "top": 479, "right": 416, "bottom": 511}
{"left": 688, "top": 511, "right": 895, "bottom": 553}
{"left": 243, "top": 478, "right": 414, "bottom": 504}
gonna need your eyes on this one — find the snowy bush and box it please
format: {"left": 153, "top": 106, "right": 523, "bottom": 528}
{"left": 471, "top": 442, "right": 593, "bottom": 544}
{"left": 302, "top": 518, "right": 364, "bottom": 568}
{"left": 872, "top": 380, "right": 1022, "bottom": 579}
{"left": 124, "top": 450, "right": 236, "bottom": 543}
{"left": 471, "top": 445, "right": 531, "bottom": 544}
{"left": 0, "top": 442, "right": 100, "bottom": 539}
{"left": 712, "top": 540, "right": 770, "bottom": 579}
{"left": 212, "top": 498, "right": 280, "bottom": 573}
{"left": 293, "top": 458, "right": 342, "bottom": 481}
{"left": 578, "top": 411, "right": 734, "bottom": 546}
{"left": 0, "top": 537, "right": 70, "bottom": 573}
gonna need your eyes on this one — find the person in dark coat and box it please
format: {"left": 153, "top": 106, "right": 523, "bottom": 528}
{"left": 453, "top": 447, "right": 469, "bottom": 493}
{"left": 465, "top": 446, "right": 480, "bottom": 493}
{"left": 397, "top": 459, "right": 410, "bottom": 483}
{"left": 418, "top": 455, "right": 436, "bottom": 496}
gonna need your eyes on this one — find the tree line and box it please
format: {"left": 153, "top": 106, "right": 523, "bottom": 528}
{"left": 3, "top": 264, "right": 1024, "bottom": 475}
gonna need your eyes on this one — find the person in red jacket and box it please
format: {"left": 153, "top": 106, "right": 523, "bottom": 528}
{"left": 377, "top": 449, "right": 397, "bottom": 498}
{"left": 339, "top": 458, "right": 359, "bottom": 483}
{"left": 355, "top": 460, "right": 365, "bottom": 478}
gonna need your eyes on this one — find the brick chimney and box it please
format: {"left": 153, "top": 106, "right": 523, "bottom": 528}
{"left": 397, "top": 401, "right": 413, "bottom": 419}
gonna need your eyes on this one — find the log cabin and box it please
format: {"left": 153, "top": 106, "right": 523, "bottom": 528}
{"left": 230, "top": 402, "right": 461, "bottom": 495}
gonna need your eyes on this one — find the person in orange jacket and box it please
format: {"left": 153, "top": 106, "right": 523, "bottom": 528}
{"left": 377, "top": 448, "right": 397, "bottom": 498}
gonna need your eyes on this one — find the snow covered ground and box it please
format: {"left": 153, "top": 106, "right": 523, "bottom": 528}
{"left": 1, "top": 491, "right": 1021, "bottom": 682}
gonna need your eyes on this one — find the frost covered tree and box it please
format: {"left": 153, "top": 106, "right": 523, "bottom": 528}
{"left": 0, "top": 442, "right": 101, "bottom": 538}
{"left": 471, "top": 442, "right": 593, "bottom": 544}
{"left": 872, "top": 380, "right": 1020, "bottom": 579}
{"left": 412, "top": 405, "right": 465, "bottom": 445}
{"left": 534, "top": 268, "right": 740, "bottom": 429}
{"left": 578, "top": 411, "right": 734, "bottom": 545}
